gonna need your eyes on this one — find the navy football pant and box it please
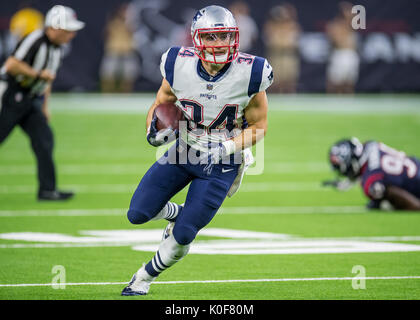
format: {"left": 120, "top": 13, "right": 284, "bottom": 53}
{"left": 127, "top": 142, "right": 240, "bottom": 245}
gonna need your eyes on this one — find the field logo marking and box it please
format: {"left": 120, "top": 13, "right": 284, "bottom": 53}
{"left": 1, "top": 228, "right": 420, "bottom": 255}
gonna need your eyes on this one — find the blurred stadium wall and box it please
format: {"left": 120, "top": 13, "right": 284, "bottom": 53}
{"left": 0, "top": 0, "right": 419, "bottom": 93}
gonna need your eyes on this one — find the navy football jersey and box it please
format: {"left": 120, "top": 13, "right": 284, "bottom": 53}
{"left": 360, "top": 141, "right": 420, "bottom": 200}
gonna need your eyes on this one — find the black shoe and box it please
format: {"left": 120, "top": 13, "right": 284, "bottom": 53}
{"left": 38, "top": 190, "right": 75, "bottom": 201}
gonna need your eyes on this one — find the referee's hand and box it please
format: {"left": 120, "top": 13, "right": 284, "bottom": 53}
{"left": 38, "top": 70, "right": 55, "bottom": 82}
{"left": 42, "top": 108, "right": 51, "bottom": 122}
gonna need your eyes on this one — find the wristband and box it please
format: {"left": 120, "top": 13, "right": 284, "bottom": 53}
{"left": 222, "top": 140, "right": 236, "bottom": 155}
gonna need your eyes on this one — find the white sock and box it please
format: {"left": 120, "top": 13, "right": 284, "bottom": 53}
{"left": 146, "top": 234, "right": 190, "bottom": 277}
{"left": 151, "top": 202, "right": 180, "bottom": 221}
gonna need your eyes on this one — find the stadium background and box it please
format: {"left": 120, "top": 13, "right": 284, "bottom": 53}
{"left": 1, "top": 0, "right": 420, "bottom": 93}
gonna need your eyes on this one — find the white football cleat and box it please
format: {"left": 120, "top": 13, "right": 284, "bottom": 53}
{"left": 162, "top": 203, "right": 182, "bottom": 240}
{"left": 121, "top": 264, "right": 156, "bottom": 296}
{"left": 162, "top": 221, "right": 175, "bottom": 241}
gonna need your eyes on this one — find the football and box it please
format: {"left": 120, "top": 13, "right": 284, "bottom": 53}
{"left": 154, "top": 102, "right": 185, "bottom": 131}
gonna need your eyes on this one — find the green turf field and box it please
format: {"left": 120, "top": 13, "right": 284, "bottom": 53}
{"left": 0, "top": 93, "right": 419, "bottom": 300}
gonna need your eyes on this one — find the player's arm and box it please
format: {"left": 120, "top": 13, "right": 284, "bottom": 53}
{"left": 223, "top": 55, "right": 273, "bottom": 155}
{"left": 384, "top": 185, "right": 420, "bottom": 211}
{"left": 225, "top": 90, "right": 268, "bottom": 154}
{"left": 145, "top": 78, "right": 178, "bottom": 147}
{"left": 202, "top": 91, "right": 267, "bottom": 175}
{"left": 145, "top": 78, "right": 177, "bottom": 133}
{"left": 4, "top": 57, "right": 55, "bottom": 81}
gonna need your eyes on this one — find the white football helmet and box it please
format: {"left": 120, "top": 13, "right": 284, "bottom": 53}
{"left": 191, "top": 5, "right": 239, "bottom": 64}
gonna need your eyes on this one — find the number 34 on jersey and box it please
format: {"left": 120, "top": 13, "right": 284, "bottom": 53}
{"left": 159, "top": 46, "right": 273, "bottom": 147}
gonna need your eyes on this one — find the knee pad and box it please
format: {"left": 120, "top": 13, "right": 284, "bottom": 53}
{"left": 173, "top": 224, "right": 197, "bottom": 245}
{"left": 127, "top": 209, "right": 150, "bottom": 224}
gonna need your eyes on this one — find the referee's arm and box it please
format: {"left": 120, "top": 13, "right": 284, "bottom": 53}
{"left": 4, "top": 30, "right": 55, "bottom": 81}
{"left": 4, "top": 57, "right": 55, "bottom": 82}
{"left": 4, "top": 56, "right": 38, "bottom": 78}
{"left": 42, "top": 84, "right": 52, "bottom": 121}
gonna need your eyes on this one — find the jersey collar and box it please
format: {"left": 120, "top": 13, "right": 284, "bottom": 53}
{"left": 196, "top": 59, "right": 231, "bottom": 82}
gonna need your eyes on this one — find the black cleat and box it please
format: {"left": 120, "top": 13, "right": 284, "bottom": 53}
{"left": 38, "top": 190, "right": 75, "bottom": 201}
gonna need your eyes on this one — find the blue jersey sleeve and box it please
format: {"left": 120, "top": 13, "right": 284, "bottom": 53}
{"left": 160, "top": 46, "right": 181, "bottom": 87}
{"left": 247, "top": 57, "right": 273, "bottom": 97}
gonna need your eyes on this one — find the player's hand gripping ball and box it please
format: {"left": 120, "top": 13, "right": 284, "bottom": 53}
{"left": 147, "top": 103, "right": 184, "bottom": 147}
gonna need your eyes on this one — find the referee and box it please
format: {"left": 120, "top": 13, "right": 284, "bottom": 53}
{"left": 0, "top": 5, "right": 85, "bottom": 201}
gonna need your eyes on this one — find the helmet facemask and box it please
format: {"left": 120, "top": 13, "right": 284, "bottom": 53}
{"left": 192, "top": 27, "right": 239, "bottom": 64}
{"left": 329, "top": 138, "right": 364, "bottom": 180}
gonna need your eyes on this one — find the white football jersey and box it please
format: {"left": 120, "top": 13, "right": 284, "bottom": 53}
{"left": 160, "top": 46, "right": 273, "bottom": 151}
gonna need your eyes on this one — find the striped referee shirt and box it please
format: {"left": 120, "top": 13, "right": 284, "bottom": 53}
{"left": 3, "top": 29, "right": 62, "bottom": 96}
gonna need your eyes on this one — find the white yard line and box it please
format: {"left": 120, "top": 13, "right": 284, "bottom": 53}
{"left": 2, "top": 235, "right": 420, "bottom": 249}
{"left": 0, "top": 182, "right": 327, "bottom": 194}
{"left": 0, "top": 164, "right": 149, "bottom": 175}
{"left": 0, "top": 243, "right": 140, "bottom": 249}
{"left": 220, "top": 206, "right": 367, "bottom": 214}
{"left": 46, "top": 94, "right": 420, "bottom": 115}
{"left": 0, "top": 162, "right": 330, "bottom": 175}
{"left": 0, "top": 206, "right": 368, "bottom": 217}
{"left": 1, "top": 276, "right": 419, "bottom": 288}
{"left": 0, "top": 209, "right": 124, "bottom": 217}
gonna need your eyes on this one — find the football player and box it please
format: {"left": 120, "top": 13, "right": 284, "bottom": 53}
{"left": 121, "top": 5, "right": 273, "bottom": 296}
{"left": 326, "top": 137, "right": 420, "bottom": 211}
